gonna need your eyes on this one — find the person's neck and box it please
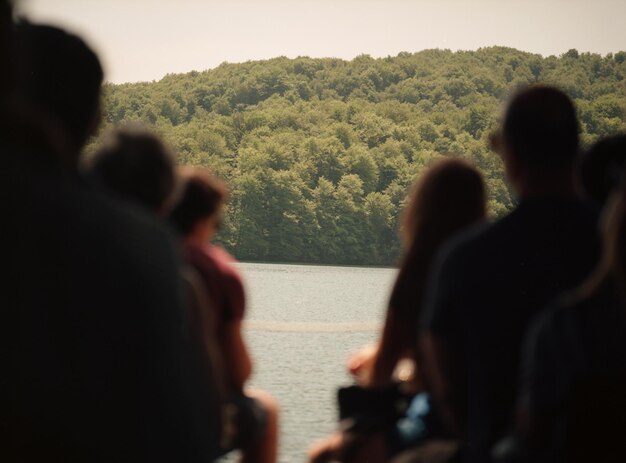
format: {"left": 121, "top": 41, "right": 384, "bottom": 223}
{"left": 185, "top": 233, "right": 208, "bottom": 248}
{"left": 517, "top": 171, "right": 576, "bottom": 201}
{"left": 185, "top": 225, "right": 214, "bottom": 248}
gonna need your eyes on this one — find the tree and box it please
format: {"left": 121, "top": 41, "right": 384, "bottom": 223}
{"left": 342, "top": 145, "right": 379, "bottom": 194}
{"left": 88, "top": 46, "right": 626, "bottom": 265}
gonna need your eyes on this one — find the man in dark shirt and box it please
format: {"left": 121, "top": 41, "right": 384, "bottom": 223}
{"left": 420, "top": 86, "right": 600, "bottom": 463}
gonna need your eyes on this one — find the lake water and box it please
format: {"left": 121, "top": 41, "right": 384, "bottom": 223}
{"left": 230, "top": 263, "right": 397, "bottom": 463}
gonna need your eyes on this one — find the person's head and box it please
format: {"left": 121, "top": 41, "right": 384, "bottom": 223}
{"left": 389, "top": 157, "right": 486, "bottom": 319}
{"left": 0, "top": 0, "right": 14, "bottom": 97}
{"left": 88, "top": 128, "right": 177, "bottom": 216}
{"left": 493, "top": 85, "right": 580, "bottom": 195}
{"left": 168, "top": 167, "right": 228, "bottom": 242}
{"left": 14, "top": 22, "right": 103, "bottom": 162}
{"left": 578, "top": 134, "right": 626, "bottom": 208}
{"left": 402, "top": 157, "right": 486, "bottom": 252}
{"left": 1, "top": 11, "right": 68, "bottom": 160}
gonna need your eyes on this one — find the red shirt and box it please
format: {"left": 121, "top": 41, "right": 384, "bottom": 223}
{"left": 183, "top": 242, "right": 245, "bottom": 334}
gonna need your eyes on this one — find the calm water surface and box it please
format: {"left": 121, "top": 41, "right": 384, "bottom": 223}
{"left": 229, "top": 263, "right": 397, "bottom": 463}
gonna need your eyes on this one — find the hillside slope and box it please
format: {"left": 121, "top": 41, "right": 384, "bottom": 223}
{"left": 87, "top": 47, "right": 626, "bottom": 265}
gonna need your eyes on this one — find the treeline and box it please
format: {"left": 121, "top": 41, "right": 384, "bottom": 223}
{"left": 87, "top": 47, "right": 626, "bottom": 265}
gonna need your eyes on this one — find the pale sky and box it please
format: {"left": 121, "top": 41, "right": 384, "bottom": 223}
{"left": 16, "top": 0, "right": 626, "bottom": 84}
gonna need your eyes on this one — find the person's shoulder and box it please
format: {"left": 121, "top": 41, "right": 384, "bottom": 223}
{"left": 436, "top": 218, "right": 501, "bottom": 266}
{"left": 183, "top": 242, "right": 219, "bottom": 277}
{"left": 518, "top": 196, "right": 599, "bottom": 229}
{"left": 207, "top": 245, "right": 237, "bottom": 265}
{"left": 528, "top": 299, "right": 572, "bottom": 341}
{"left": 561, "top": 196, "right": 599, "bottom": 219}
{"left": 67, "top": 181, "right": 183, "bottom": 283}
{"left": 553, "top": 197, "right": 600, "bottom": 231}
{"left": 445, "top": 197, "right": 597, "bottom": 259}
{"left": 557, "top": 285, "right": 622, "bottom": 328}
{"left": 197, "top": 244, "right": 241, "bottom": 281}
{"left": 206, "top": 245, "right": 240, "bottom": 273}
{"left": 183, "top": 240, "right": 208, "bottom": 261}
{"left": 184, "top": 243, "right": 236, "bottom": 266}
{"left": 83, "top": 182, "right": 174, "bottom": 249}
{"left": 526, "top": 288, "right": 608, "bottom": 350}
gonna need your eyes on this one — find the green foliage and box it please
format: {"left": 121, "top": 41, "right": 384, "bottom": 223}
{"left": 89, "top": 47, "right": 626, "bottom": 265}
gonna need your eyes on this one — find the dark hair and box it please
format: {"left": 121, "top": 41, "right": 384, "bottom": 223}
{"left": 575, "top": 175, "right": 626, "bottom": 304}
{"left": 88, "top": 129, "right": 176, "bottom": 214}
{"left": 579, "top": 134, "right": 626, "bottom": 207}
{"left": 168, "top": 168, "right": 228, "bottom": 236}
{"left": 0, "top": 0, "right": 13, "bottom": 96}
{"left": 502, "top": 85, "right": 579, "bottom": 174}
{"left": 390, "top": 158, "right": 486, "bottom": 331}
{"left": 14, "top": 22, "right": 103, "bottom": 152}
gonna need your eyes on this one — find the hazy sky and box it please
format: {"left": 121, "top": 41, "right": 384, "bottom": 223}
{"left": 17, "top": 0, "right": 626, "bottom": 84}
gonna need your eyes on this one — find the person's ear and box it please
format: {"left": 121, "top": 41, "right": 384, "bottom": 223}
{"left": 490, "top": 130, "right": 518, "bottom": 181}
{"left": 86, "top": 97, "right": 102, "bottom": 139}
{"left": 501, "top": 144, "right": 522, "bottom": 189}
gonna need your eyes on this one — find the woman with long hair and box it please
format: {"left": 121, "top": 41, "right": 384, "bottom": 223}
{"left": 350, "top": 157, "right": 487, "bottom": 389}
{"left": 310, "top": 157, "right": 487, "bottom": 462}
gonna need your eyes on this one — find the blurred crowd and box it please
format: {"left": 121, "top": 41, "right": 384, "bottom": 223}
{"left": 1, "top": 1, "right": 625, "bottom": 462}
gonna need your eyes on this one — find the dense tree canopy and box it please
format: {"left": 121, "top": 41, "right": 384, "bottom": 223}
{"left": 86, "top": 47, "right": 626, "bottom": 265}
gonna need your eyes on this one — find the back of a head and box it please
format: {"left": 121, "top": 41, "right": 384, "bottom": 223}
{"left": 168, "top": 168, "right": 228, "bottom": 237}
{"left": 14, "top": 22, "right": 103, "bottom": 156}
{"left": 503, "top": 85, "right": 579, "bottom": 176}
{"left": 390, "top": 157, "right": 486, "bottom": 313}
{"left": 0, "top": 0, "right": 13, "bottom": 98}
{"left": 403, "top": 157, "right": 486, "bottom": 249}
{"left": 88, "top": 129, "right": 176, "bottom": 215}
{"left": 579, "top": 134, "right": 626, "bottom": 207}
{"left": 1, "top": 12, "right": 68, "bottom": 162}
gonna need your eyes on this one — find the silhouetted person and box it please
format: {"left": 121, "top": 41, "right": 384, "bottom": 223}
{"left": 0, "top": 12, "right": 67, "bottom": 167}
{"left": 309, "top": 158, "right": 487, "bottom": 463}
{"left": 352, "top": 159, "right": 487, "bottom": 387}
{"left": 86, "top": 127, "right": 229, "bottom": 456}
{"left": 14, "top": 22, "right": 103, "bottom": 170}
{"left": 505, "top": 179, "right": 626, "bottom": 463}
{"left": 169, "top": 167, "right": 279, "bottom": 463}
{"left": 578, "top": 134, "right": 626, "bottom": 209}
{"left": 420, "top": 86, "right": 601, "bottom": 463}
{"left": 87, "top": 128, "right": 177, "bottom": 216}
{"left": 1, "top": 19, "right": 220, "bottom": 462}
{"left": 0, "top": 0, "right": 13, "bottom": 96}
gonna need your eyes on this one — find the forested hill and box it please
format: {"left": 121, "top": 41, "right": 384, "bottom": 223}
{"left": 88, "top": 47, "right": 626, "bottom": 266}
